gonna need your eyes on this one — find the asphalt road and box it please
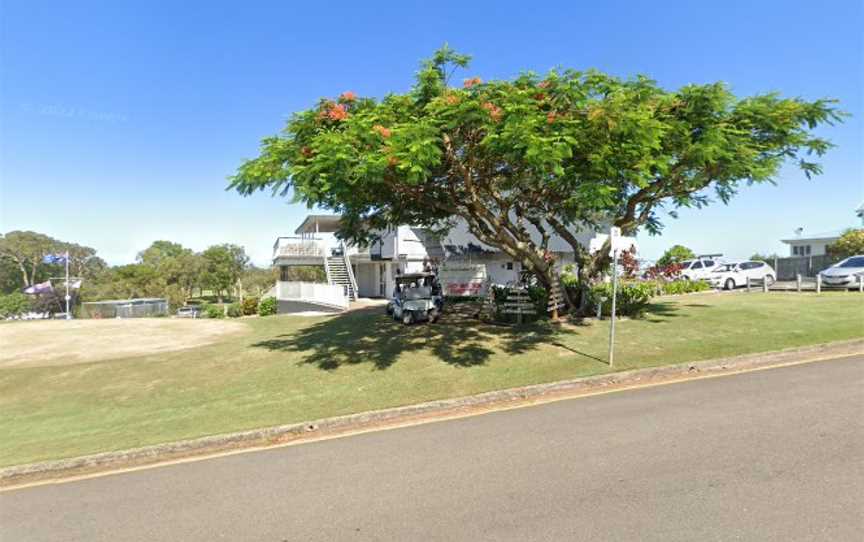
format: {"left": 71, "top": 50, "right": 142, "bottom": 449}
{"left": 2, "top": 356, "right": 863, "bottom": 541}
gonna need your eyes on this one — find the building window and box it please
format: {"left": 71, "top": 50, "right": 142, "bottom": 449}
{"left": 805, "top": 245, "right": 811, "bottom": 255}
{"left": 793, "top": 246, "right": 801, "bottom": 256}
{"left": 506, "top": 262, "right": 514, "bottom": 270}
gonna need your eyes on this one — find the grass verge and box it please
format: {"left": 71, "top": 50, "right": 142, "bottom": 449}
{"left": 1, "top": 292, "right": 861, "bottom": 467}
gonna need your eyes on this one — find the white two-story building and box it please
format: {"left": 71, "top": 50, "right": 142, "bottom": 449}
{"left": 271, "top": 214, "right": 598, "bottom": 313}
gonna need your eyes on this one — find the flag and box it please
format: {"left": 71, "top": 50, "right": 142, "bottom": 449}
{"left": 42, "top": 253, "right": 67, "bottom": 264}
{"left": 23, "top": 281, "right": 54, "bottom": 295}
{"left": 64, "top": 279, "right": 83, "bottom": 289}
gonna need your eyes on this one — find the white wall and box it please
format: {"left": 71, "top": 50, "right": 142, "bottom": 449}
{"left": 441, "top": 218, "right": 598, "bottom": 253}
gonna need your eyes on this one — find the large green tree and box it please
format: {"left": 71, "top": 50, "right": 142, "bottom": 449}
{"left": 0, "top": 231, "right": 105, "bottom": 291}
{"left": 0, "top": 231, "right": 62, "bottom": 287}
{"left": 827, "top": 229, "right": 864, "bottom": 259}
{"left": 230, "top": 47, "right": 842, "bottom": 309}
{"left": 137, "top": 240, "right": 203, "bottom": 300}
{"left": 657, "top": 245, "right": 696, "bottom": 267}
{"left": 202, "top": 244, "right": 249, "bottom": 302}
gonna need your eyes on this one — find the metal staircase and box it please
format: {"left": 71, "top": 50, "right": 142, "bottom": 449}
{"left": 325, "top": 254, "right": 357, "bottom": 301}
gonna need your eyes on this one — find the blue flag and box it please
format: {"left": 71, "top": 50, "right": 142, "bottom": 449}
{"left": 42, "top": 253, "right": 67, "bottom": 264}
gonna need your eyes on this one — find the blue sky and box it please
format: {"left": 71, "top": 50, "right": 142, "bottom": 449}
{"left": 1, "top": 0, "right": 861, "bottom": 265}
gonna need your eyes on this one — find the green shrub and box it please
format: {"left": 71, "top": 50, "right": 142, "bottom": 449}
{"left": 587, "top": 281, "right": 655, "bottom": 318}
{"left": 242, "top": 296, "right": 259, "bottom": 316}
{"left": 226, "top": 302, "right": 243, "bottom": 318}
{"left": 0, "top": 292, "right": 32, "bottom": 318}
{"left": 258, "top": 296, "right": 277, "bottom": 316}
{"left": 203, "top": 303, "right": 224, "bottom": 319}
{"left": 651, "top": 279, "right": 712, "bottom": 296}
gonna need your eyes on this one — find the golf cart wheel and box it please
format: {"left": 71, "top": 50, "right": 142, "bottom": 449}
{"left": 724, "top": 278, "right": 735, "bottom": 290}
{"left": 402, "top": 311, "right": 414, "bottom": 325}
{"left": 428, "top": 308, "right": 439, "bottom": 323}
{"left": 765, "top": 275, "right": 775, "bottom": 286}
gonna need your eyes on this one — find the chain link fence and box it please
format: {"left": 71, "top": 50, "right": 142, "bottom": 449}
{"left": 81, "top": 298, "right": 169, "bottom": 318}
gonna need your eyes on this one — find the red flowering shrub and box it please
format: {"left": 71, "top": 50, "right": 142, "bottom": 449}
{"left": 463, "top": 76, "right": 482, "bottom": 88}
{"left": 619, "top": 247, "right": 640, "bottom": 278}
{"left": 643, "top": 262, "right": 683, "bottom": 280}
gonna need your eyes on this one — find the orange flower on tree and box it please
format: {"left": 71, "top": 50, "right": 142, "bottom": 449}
{"left": 463, "top": 76, "right": 482, "bottom": 88}
{"left": 340, "top": 91, "right": 357, "bottom": 102}
{"left": 327, "top": 103, "right": 349, "bottom": 121}
{"left": 482, "top": 101, "right": 502, "bottom": 122}
{"left": 444, "top": 94, "right": 460, "bottom": 105}
{"left": 373, "top": 125, "right": 392, "bottom": 138}
{"left": 538, "top": 80, "right": 550, "bottom": 89}
{"left": 546, "top": 112, "right": 557, "bottom": 124}
{"left": 387, "top": 155, "right": 399, "bottom": 167}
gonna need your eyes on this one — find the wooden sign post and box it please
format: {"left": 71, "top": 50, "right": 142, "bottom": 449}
{"left": 547, "top": 281, "right": 565, "bottom": 321}
{"left": 502, "top": 289, "right": 536, "bottom": 325}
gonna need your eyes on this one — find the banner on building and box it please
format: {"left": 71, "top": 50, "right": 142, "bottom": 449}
{"left": 439, "top": 263, "right": 488, "bottom": 297}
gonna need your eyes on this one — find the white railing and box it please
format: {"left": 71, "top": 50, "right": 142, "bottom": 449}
{"left": 274, "top": 240, "right": 325, "bottom": 259}
{"left": 341, "top": 242, "right": 359, "bottom": 297}
{"left": 275, "top": 281, "right": 349, "bottom": 310}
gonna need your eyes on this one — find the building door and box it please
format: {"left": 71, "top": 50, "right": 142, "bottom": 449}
{"left": 378, "top": 263, "right": 387, "bottom": 297}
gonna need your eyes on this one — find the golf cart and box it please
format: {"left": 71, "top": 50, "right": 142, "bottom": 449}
{"left": 386, "top": 272, "right": 443, "bottom": 325}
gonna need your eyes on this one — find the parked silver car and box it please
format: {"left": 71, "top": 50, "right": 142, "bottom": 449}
{"left": 819, "top": 255, "right": 864, "bottom": 289}
{"left": 709, "top": 261, "right": 776, "bottom": 290}
{"left": 176, "top": 305, "right": 204, "bottom": 318}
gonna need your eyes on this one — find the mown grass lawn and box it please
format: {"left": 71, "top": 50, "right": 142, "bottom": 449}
{"left": 1, "top": 292, "right": 861, "bottom": 467}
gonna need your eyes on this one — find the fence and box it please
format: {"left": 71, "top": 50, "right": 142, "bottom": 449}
{"left": 275, "top": 281, "right": 349, "bottom": 310}
{"left": 81, "top": 298, "right": 169, "bottom": 319}
{"left": 772, "top": 254, "right": 840, "bottom": 280}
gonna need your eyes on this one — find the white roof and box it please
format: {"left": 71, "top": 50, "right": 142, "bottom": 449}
{"left": 781, "top": 229, "right": 844, "bottom": 243}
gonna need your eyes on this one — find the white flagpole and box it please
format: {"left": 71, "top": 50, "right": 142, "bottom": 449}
{"left": 65, "top": 251, "right": 71, "bottom": 320}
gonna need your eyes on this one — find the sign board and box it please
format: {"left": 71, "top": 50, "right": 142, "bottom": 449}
{"left": 501, "top": 290, "right": 536, "bottom": 324}
{"left": 589, "top": 233, "right": 638, "bottom": 256}
{"left": 439, "top": 263, "right": 488, "bottom": 297}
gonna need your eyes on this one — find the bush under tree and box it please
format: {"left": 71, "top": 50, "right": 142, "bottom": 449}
{"left": 258, "top": 297, "right": 277, "bottom": 316}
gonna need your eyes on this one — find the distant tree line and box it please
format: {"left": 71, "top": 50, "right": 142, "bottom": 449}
{"left": 0, "top": 231, "right": 276, "bottom": 312}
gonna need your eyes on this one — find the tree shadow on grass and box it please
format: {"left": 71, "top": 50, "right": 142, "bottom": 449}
{"left": 641, "top": 301, "right": 697, "bottom": 323}
{"left": 252, "top": 306, "right": 558, "bottom": 371}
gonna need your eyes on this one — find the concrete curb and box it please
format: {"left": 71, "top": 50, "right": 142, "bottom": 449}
{"left": 3, "top": 339, "right": 861, "bottom": 487}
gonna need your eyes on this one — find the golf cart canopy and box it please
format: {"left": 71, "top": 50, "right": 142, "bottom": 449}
{"left": 395, "top": 273, "right": 436, "bottom": 283}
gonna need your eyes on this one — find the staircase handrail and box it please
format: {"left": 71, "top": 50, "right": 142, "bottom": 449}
{"left": 342, "top": 241, "right": 359, "bottom": 299}
{"left": 323, "top": 254, "right": 332, "bottom": 285}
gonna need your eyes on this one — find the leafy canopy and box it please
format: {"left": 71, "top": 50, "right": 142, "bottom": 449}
{"left": 827, "top": 229, "right": 864, "bottom": 259}
{"left": 657, "top": 245, "right": 696, "bottom": 267}
{"left": 230, "top": 46, "right": 843, "bottom": 287}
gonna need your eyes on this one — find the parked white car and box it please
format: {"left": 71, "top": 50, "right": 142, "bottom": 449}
{"left": 819, "top": 255, "right": 864, "bottom": 289}
{"left": 709, "top": 261, "right": 776, "bottom": 290}
{"left": 678, "top": 257, "right": 721, "bottom": 281}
